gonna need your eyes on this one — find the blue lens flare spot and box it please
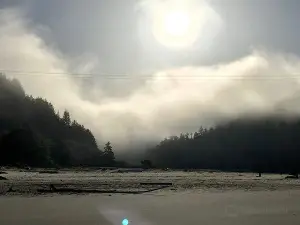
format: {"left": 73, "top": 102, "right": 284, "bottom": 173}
{"left": 122, "top": 219, "right": 129, "bottom": 225}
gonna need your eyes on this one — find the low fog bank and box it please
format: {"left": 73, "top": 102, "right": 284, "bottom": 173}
{"left": 1, "top": 8, "right": 300, "bottom": 152}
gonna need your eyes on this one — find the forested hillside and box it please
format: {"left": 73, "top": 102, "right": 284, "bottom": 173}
{"left": 2, "top": 74, "right": 300, "bottom": 175}
{"left": 147, "top": 118, "right": 300, "bottom": 176}
{"left": 0, "top": 74, "right": 115, "bottom": 167}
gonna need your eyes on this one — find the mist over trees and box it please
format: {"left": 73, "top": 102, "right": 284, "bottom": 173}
{"left": 0, "top": 74, "right": 115, "bottom": 167}
{"left": 146, "top": 119, "right": 300, "bottom": 176}
{"left": 1, "top": 74, "right": 300, "bottom": 176}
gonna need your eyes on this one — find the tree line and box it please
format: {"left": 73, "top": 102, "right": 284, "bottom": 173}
{"left": 146, "top": 118, "right": 300, "bottom": 176}
{"left": 2, "top": 74, "right": 300, "bottom": 175}
{"left": 0, "top": 74, "right": 115, "bottom": 168}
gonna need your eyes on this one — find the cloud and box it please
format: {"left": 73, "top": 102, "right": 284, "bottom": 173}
{"left": 1, "top": 8, "right": 300, "bottom": 152}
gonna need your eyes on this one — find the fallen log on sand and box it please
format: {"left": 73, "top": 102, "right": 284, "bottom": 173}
{"left": 0, "top": 176, "right": 8, "bottom": 180}
{"left": 36, "top": 184, "right": 169, "bottom": 194}
{"left": 140, "top": 182, "right": 172, "bottom": 186}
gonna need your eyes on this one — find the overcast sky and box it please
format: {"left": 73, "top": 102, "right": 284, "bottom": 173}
{"left": 1, "top": 0, "right": 300, "bottom": 73}
{"left": 1, "top": 0, "right": 300, "bottom": 151}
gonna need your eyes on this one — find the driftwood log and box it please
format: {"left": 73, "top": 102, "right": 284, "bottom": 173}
{"left": 36, "top": 184, "right": 171, "bottom": 194}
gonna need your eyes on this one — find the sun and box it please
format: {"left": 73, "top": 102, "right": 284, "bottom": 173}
{"left": 140, "top": 0, "right": 222, "bottom": 50}
{"left": 150, "top": 2, "right": 203, "bottom": 49}
{"left": 163, "top": 11, "right": 191, "bottom": 37}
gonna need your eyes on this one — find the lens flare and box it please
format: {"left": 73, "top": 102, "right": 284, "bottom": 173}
{"left": 122, "top": 218, "right": 129, "bottom": 225}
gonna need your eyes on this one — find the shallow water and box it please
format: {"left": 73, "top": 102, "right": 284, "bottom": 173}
{"left": 1, "top": 190, "right": 300, "bottom": 225}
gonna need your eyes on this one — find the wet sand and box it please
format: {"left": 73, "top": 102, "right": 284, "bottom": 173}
{"left": 1, "top": 190, "right": 300, "bottom": 225}
{"left": 0, "top": 170, "right": 300, "bottom": 224}
{"left": 0, "top": 169, "right": 300, "bottom": 225}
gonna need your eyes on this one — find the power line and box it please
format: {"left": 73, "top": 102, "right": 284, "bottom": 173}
{"left": 1, "top": 69, "right": 300, "bottom": 80}
{"left": 0, "top": 69, "right": 95, "bottom": 77}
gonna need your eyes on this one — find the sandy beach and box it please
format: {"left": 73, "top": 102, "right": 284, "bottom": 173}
{"left": 0, "top": 170, "right": 300, "bottom": 224}
{"left": 1, "top": 169, "right": 300, "bottom": 196}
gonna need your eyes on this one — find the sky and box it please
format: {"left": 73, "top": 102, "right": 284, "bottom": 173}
{"left": 1, "top": 0, "right": 300, "bottom": 151}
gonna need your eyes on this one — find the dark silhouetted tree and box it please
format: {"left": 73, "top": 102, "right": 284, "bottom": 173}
{"left": 141, "top": 160, "right": 152, "bottom": 169}
{"left": 62, "top": 110, "right": 71, "bottom": 126}
{"left": 0, "top": 75, "right": 114, "bottom": 167}
{"left": 103, "top": 142, "right": 115, "bottom": 166}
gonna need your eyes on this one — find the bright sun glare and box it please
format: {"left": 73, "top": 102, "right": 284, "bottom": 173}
{"left": 141, "top": 0, "right": 222, "bottom": 49}
{"left": 150, "top": 1, "right": 206, "bottom": 49}
{"left": 164, "top": 11, "right": 191, "bottom": 37}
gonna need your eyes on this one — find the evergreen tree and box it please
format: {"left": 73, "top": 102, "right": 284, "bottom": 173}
{"left": 62, "top": 110, "right": 71, "bottom": 126}
{"left": 103, "top": 142, "right": 115, "bottom": 166}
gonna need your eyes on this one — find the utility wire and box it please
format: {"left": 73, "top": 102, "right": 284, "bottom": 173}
{"left": 1, "top": 69, "right": 299, "bottom": 80}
